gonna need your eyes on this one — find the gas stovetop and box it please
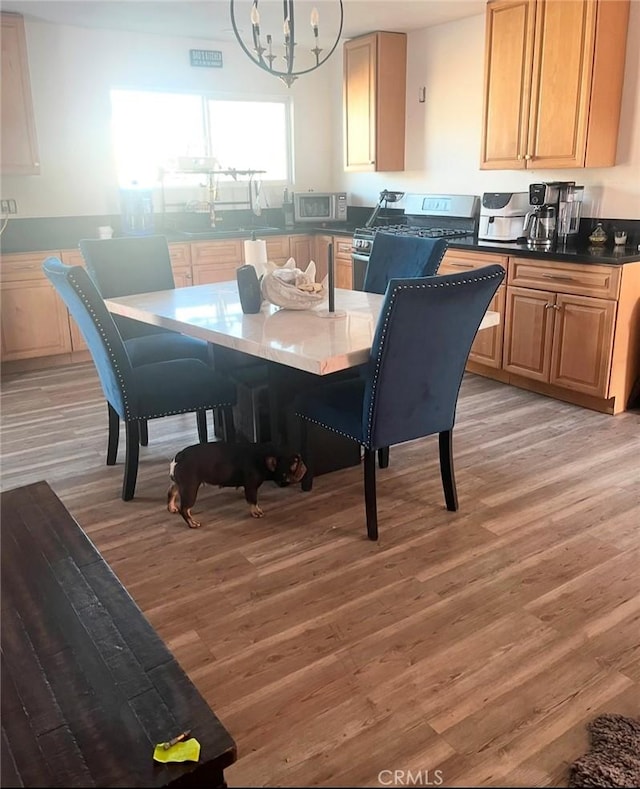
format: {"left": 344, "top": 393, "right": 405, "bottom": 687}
{"left": 353, "top": 193, "right": 480, "bottom": 253}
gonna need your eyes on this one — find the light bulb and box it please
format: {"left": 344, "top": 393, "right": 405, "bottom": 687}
{"left": 284, "top": 17, "right": 290, "bottom": 36}
{"left": 310, "top": 8, "right": 319, "bottom": 29}
{"left": 250, "top": 2, "right": 260, "bottom": 26}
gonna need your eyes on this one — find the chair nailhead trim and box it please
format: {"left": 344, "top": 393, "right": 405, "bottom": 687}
{"left": 69, "top": 271, "right": 235, "bottom": 422}
{"left": 297, "top": 269, "right": 504, "bottom": 450}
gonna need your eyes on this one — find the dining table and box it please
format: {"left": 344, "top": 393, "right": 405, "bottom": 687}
{"left": 105, "top": 281, "right": 500, "bottom": 473}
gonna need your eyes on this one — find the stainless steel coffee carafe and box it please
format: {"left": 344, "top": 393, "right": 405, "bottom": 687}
{"left": 522, "top": 204, "right": 557, "bottom": 249}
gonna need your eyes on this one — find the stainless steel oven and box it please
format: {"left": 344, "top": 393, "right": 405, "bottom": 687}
{"left": 351, "top": 193, "right": 480, "bottom": 290}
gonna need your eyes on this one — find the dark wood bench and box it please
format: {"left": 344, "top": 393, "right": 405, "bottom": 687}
{"left": 1, "top": 481, "right": 237, "bottom": 788}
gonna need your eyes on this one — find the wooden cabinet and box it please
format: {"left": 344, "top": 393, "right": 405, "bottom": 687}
{"left": 313, "top": 235, "right": 332, "bottom": 283}
{"left": 1, "top": 13, "right": 39, "bottom": 175}
{"left": 504, "top": 258, "right": 620, "bottom": 398}
{"left": 1, "top": 252, "right": 72, "bottom": 361}
{"left": 289, "top": 235, "right": 313, "bottom": 268}
{"left": 190, "top": 239, "right": 243, "bottom": 284}
{"left": 343, "top": 31, "right": 407, "bottom": 172}
{"left": 263, "top": 235, "right": 290, "bottom": 267}
{"left": 440, "top": 249, "right": 508, "bottom": 369}
{"left": 333, "top": 236, "right": 354, "bottom": 290}
{"left": 480, "top": 0, "right": 630, "bottom": 169}
{"left": 312, "top": 235, "right": 353, "bottom": 287}
{"left": 168, "top": 242, "right": 193, "bottom": 288}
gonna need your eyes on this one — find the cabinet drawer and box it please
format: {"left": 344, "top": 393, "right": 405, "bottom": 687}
{"left": 508, "top": 258, "right": 620, "bottom": 298}
{"left": 440, "top": 250, "right": 508, "bottom": 274}
{"left": 1, "top": 252, "right": 55, "bottom": 282}
{"left": 191, "top": 240, "right": 243, "bottom": 266}
{"left": 333, "top": 237, "right": 353, "bottom": 258}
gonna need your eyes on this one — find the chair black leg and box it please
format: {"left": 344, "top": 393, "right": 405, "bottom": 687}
{"left": 300, "top": 418, "right": 313, "bottom": 492}
{"left": 363, "top": 447, "right": 378, "bottom": 540}
{"left": 196, "top": 410, "right": 208, "bottom": 443}
{"left": 221, "top": 406, "right": 236, "bottom": 442}
{"left": 107, "top": 403, "right": 119, "bottom": 466}
{"left": 139, "top": 419, "right": 149, "bottom": 446}
{"left": 439, "top": 429, "right": 458, "bottom": 511}
{"left": 378, "top": 447, "right": 390, "bottom": 469}
{"left": 122, "top": 420, "right": 140, "bottom": 501}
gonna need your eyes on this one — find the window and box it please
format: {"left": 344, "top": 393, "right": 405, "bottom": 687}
{"left": 110, "top": 89, "right": 291, "bottom": 187}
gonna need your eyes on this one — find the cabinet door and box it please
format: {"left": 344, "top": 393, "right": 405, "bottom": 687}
{"left": 343, "top": 32, "right": 406, "bottom": 172}
{"left": 440, "top": 250, "right": 508, "bottom": 368}
{"left": 313, "top": 235, "right": 332, "bottom": 283}
{"left": 344, "top": 33, "right": 376, "bottom": 171}
{"left": 503, "top": 285, "right": 555, "bottom": 381}
{"left": 264, "top": 235, "right": 291, "bottom": 266}
{"left": 1, "top": 13, "right": 39, "bottom": 175}
{"left": 549, "top": 293, "right": 616, "bottom": 397}
{"left": 168, "top": 243, "right": 192, "bottom": 287}
{"left": 191, "top": 240, "right": 242, "bottom": 284}
{"left": 480, "top": 0, "right": 536, "bottom": 169}
{"left": 60, "top": 249, "right": 88, "bottom": 351}
{"left": 333, "top": 236, "right": 354, "bottom": 291}
{"left": 289, "top": 235, "right": 313, "bottom": 268}
{"left": 1, "top": 254, "right": 72, "bottom": 361}
{"left": 469, "top": 287, "right": 506, "bottom": 369}
{"left": 527, "top": 0, "right": 597, "bottom": 168}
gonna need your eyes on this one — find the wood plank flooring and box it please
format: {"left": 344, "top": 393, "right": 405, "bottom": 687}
{"left": 1, "top": 362, "right": 639, "bottom": 788}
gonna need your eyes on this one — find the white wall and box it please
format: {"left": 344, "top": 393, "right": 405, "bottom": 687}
{"left": 3, "top": 4, "right": 640, "bottom": 220}
{"left": 1, "top": 19, "right": 337, "bottom": 218}
{"left": 336, "top": 5, "right": 640, "bottom": 219}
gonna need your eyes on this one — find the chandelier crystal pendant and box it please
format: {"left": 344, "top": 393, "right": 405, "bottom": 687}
{"left": 230, "top": 0, "right": 344, "bottom": 87}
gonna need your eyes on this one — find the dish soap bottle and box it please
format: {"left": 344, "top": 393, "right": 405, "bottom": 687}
{"left": 588, "top": 222, "right": 607, "bottom": 245}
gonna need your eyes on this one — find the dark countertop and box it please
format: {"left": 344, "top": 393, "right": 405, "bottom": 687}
{"left": 2, "top": 215, "right": 639, "bottom": 265}
{"left": 447, "top": 237, "right": 640, "bottom": 265}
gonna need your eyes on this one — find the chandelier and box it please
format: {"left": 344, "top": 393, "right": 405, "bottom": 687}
{"left": 230, "top": 0, "right": 344, "bottom": 87}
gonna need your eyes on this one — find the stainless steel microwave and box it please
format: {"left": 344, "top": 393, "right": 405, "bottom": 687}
{"left": 293, "top": 191, "right": 348, "bottom": 223}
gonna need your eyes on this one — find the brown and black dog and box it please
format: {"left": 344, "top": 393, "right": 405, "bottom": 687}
{"left": 167, "top": 441, "right": 307, "bottom": 528}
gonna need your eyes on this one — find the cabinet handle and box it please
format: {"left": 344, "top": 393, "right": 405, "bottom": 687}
{"left": 542, "top": 273, "right": 574, "bottom": 282}
{"left": 524, "top": 154, "right": 532, "bottom": 160}
{"left": 544, "top": 303, "right": 553, "bottom": 309}
{"left": 449, "top": 262, "right": 474, "bottom": 268}
{"left": 553, "top": 304, "right": 561, "bottom": 311}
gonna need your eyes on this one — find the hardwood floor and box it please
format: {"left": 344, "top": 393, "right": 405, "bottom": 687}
{"left": 1, "top": 361, "right": 639, "bottom": 788}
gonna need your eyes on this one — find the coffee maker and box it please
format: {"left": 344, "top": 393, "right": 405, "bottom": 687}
{"left": 521, "top": 182, "right": 560, "bottom": 249}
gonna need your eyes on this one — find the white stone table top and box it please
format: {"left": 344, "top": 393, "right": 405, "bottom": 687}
{"left": 106, "top": 280, "right": 499, "bottom": 376}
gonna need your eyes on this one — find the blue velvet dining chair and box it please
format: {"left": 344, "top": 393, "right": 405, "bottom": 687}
{"left": 80, "top": 235, "right": 214, "bottom": 446}
{"left": 79, "top": 235, "right": 211, "bottom": 365}
{"left": 361, "top": 232, "right": 449, "bottom": 469}
{"left": 362, "top": 232, "right": 448, "bottom": 295}
{"left": 43, "top": 257, "right": 237, "bottom": 501}
{"left": 295, "top": 264, "right": 506, "bottom": 541}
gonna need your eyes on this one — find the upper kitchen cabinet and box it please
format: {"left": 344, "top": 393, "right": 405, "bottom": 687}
{"left": 343, "top": 31, "right": 407, "bottom": 172}
{"left": 480, "top": 0, "right": 630, "bottom": 170}
{"left": 1, "top": 13, "right": 40, "bottom": 175}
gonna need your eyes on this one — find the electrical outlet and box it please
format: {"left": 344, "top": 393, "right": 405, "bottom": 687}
{"left": 1, "top": 199, "right": 18, "bottom": 214}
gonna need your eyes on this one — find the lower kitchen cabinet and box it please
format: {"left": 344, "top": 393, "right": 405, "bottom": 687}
{"left": 440, "top": 249, "right": 508, "bottom": 369}
{"left": 1, "top": 252, "right": 72, "bottom": 361}
{"left": 334, "top": 236, "right": 354, "bottom": 290}
{"left": 190, "top": 239, "right": 243, "bottom": 284}
{"left": 289, "top": 235, "right": 313, "bottom": 268}
{"left": 168, "top": 242, "right": 193, "bottom": 287}
{"left": 504, "top": 259, "right": 620, "bottom": 400}
{"left": 313, "top": 235, "right": 353, "bottom": 288}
